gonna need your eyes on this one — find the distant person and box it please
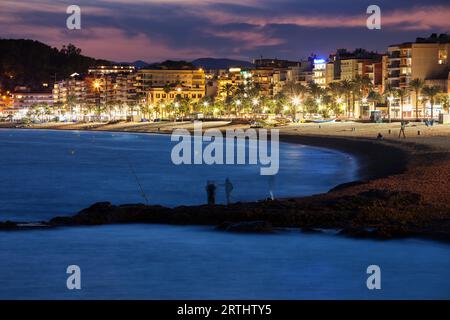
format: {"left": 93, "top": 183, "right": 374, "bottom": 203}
{"left": 224, "top": 178, "right": 233, "bottom": 205}
{"left": 206, "top": 181, "right": 216, "bottom": 205}
{"left": 377, "top": 133, "right": 384, "bottom": 140}
{"left": 399, "top": 121, "right": 406, "bottom": 139}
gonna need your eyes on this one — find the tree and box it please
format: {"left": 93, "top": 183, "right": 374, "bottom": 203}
{"left": 282, "top": 81, "right": 307, "bottom": 119}
{"left": 409, "top": 78, "right": 424, "bottom": 121}
{"left": 396, "top": 88, "right": 409, "bottom": 120}
{"left": 383, "top": 85, "right": 397, "bottom": 123}
{"left": 367, "top": 90, "right": 383, "bottom": 111}
{"left": 66, "top": 93, "right": 77, "bottom": 115}
{"left": 352, "top": 75, "right": 373, "bottom": 118}
{"left": 440, "top": 93, "right": 449, "bottom": 114}
{"left": 327, "top": 82, "right": 343, "bottom": 116}
{"left": 340, "top": 80, "right": 353, "bottom": 117}
{"left": 219, "top": 83, "right": 234, "bottom": 116}
{"left": 422, "top": 86, "right": 442, "bottom": 119}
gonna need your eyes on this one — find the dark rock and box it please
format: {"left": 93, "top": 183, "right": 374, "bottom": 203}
{"left": 0, "top": 221, "right": 18, "bottom": 230}
{"left": 338, "top": 227, "right": 373, "bottom": 238}
{"left": 372, "top": 225, "right": 412, "bottom": 239}
{"left": 300, "top": 227, "right": 322, "bottom": 234}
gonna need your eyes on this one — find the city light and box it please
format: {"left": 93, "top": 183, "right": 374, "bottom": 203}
{"left": 236, "top": 100, "right": 241, "bottom": 106}
{"left": 292, "top": 97, "right": 301, "bottom": 106}
{"left": 336, "top": 98, "right": 343, "bottom": 104}
{"left": 252, "top": 98, "right": 259, "bottom": 106}
{"left": 93, "top": 80, "right": 101, "bottom": 90}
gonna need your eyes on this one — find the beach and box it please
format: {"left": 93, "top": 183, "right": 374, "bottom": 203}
{"left": 1, "top": 120, "right": 450, "bottom": 240}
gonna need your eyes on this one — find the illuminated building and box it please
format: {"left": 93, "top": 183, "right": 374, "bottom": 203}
{"left": 313, "top": 58, "right": 327, "bottom": 88}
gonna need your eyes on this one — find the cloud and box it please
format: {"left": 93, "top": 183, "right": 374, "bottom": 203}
{"left": 206, "top": 29, "right": 285, "bottom": 51}
{"left": 0, "top": 0, "right": 449, "bottom": 61}
{"left": 195, "top": 5, "right": 450, "bottom": 30}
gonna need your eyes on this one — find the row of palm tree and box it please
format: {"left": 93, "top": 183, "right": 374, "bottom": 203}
{"left": 42, "top": 75, "right": 449, "bottom": 123}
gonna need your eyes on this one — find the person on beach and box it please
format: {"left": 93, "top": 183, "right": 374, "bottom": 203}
{"left": 224, "top": 178, "right": 233, "bottom": 205}
{"left": 399, "top": 121, "right": 406, "bottom": 139}
{"left": 206, "top": 181, "right": 217, "bottom": 205}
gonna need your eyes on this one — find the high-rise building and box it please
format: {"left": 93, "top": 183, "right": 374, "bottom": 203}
{"left": 387, "top": 34, "right": 449, "bottom": 90}
{"left": 387, "top": 33, "right": 449, "bottom": 118}
{"left": 312, "top": 58, "right": 327, "bottom": 88}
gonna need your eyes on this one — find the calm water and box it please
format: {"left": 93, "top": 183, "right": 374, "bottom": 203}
{"left": 0, "top": 129, "right": 449, "bottom": 299}
{"left": 0, "top": 129, "right": 357, "bottom": 221}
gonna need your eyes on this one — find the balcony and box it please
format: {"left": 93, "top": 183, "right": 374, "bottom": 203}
{"left": 389, "top": 70, "right": 400, "bottom": 78}
{"left": 388, "top": 62, "right": 400, "bottom": 69}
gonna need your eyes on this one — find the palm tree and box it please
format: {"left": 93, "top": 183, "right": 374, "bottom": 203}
{"left": 327, "top": 82, "right": 343, "bottom": 116}
{"left": 66, "top": 94, "right": 77, "bottom": 115}
{"left": 440, "top": 93, "right": 449, "bottom": 114}
{"left": 367, "top": 90, "right": 383, "bottom": 112}
{"left": 352, "top": 75, "right": 373, "bottom": 118}
{"left": 219, "top": 83, "right": 235, "bottom": 116}
{"left": 396, "top": 88, "right": 409, "bottom": 120}
{"left": 340, "top": 80, "right": 353, "bottom": 117}
{"left": 383, "top": 85, "right": 397, "bottom": 123}
{"left": 282, "top": 81, "right": 307, "bottom": 119}
{"left": 163, "top": 83, "right": 171, "bottom": 95}
{"left": 409, "top": 78, "right": 424, "bottom": 121}
{"left": 422, "top": 85, "right": 442, "bottom": 120}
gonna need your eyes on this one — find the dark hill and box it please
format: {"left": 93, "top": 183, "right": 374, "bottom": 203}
{"left": 0, "top": 39, "right": 110, "bottom": 91}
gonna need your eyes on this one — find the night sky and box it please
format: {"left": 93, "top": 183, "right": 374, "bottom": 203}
{"left": 1, "top": 0, "right": 449, "bottom": 62}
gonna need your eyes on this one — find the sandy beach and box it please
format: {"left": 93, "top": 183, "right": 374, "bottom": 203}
{"left": 1, "top": 120, "right": 450, "bottom": 240}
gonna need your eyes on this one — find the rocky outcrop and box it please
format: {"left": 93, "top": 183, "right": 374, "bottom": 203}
{"left": 0, "top": 221, "right": 18, "bottom": 230}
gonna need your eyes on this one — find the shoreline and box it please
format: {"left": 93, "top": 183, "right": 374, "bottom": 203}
{"left": 1, "top": 122, "right": 450, "bottom": 241}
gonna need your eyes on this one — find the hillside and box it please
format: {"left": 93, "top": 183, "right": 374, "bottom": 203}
{"left": 0, "top": 39, "right": 110, "bottom": 92}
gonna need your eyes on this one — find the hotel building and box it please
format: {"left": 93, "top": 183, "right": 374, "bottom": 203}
{"left": 137, "top": 68, "right": 206, "bottom": 105}
{"left": 387, "top": 33, "right": 450, "bottom": 117}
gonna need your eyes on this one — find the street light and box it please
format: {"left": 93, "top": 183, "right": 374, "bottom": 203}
{"left": 362, "top": 97, "right": 368, "bottom": 104}
{"left": 336, "top": 97, "right": 343, "bottom": 104}
{"left": 236, "top": 99, "right": 242, "bottom": 106}
{"left": 252, "top": 98, "right": 259, "bottom": 106}
{"left": 93, "top": 80, "right": 101, "bottom": 90}
{"left": 292, "top": 97, "right": 301, "bottom": 106}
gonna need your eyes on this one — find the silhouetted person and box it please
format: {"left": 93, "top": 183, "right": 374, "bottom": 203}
{"left": 206, "top": 181, "right": 216, "bottom": 205}
{"left": 399, "top": 121, "right": 406, "bottom": 139}
{"left": 224, "top": 178, "right": 233, "bottom": 205}
{"left": 377, "top": 133, "right": 384, "bottom": 140}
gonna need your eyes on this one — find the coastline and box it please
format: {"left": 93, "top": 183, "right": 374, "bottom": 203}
{"left": 1, "top": 122, "right": 450, "bottom": 241}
